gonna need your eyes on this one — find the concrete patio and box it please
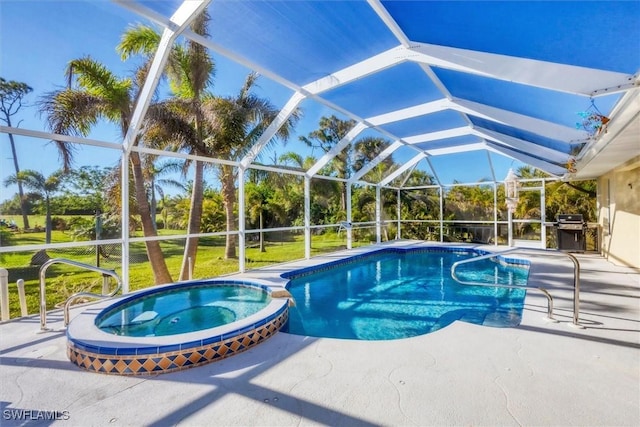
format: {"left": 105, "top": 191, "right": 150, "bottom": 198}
{"left": 1, "top": 244, "right": 638, "bottom": 426}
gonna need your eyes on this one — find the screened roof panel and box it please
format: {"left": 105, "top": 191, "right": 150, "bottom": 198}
{"left": 138, "top": 1, "right": 182, "bottom": 17}
{"left": 429, "top": 151, "right": 493, "bottom": 185}
{"left": 322, "top": 62, "right": 444, "bottom": 118}
{"left": 433, "top": 68, "right": 624, "bottom": 127}
{"left": 414, "top": 135, "right": 482, "bottom": 152}
{"left": 490, "top": 144, "right": 565, "bottom": 170}
{"left": 382, "top": 0, "right": 640, "bottom": 73}
{"left": 3, "top": 0, "right": 637, "bottom": 193}
{"left": 378, "top": 110, "right": 468, "bottom": 138}
{"left": 390, "top": 145, "right": 424, "bottom": 165}
{"left": 469, "top": 117, "right": 572, "bottom": 154}
{"left": 206, "top": 1, "right": 399, "bottom": 86}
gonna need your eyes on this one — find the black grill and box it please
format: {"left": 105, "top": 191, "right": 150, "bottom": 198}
{"left": 556, "top": 214, "right": 586, "bottom": 252}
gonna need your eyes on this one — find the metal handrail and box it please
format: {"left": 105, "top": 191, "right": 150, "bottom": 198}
{"left": 39, "top": 258, "right": 122, "bottom": 331}
{"left": 450, "top": 248, "right": 581, "bottom": 327}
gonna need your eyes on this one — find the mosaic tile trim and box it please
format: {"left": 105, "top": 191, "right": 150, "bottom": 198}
{"left": 282, "top": 246, "right": 529, "bottom": 280}
{"left": 68, "top": 310, "right": 288, "bottom": 375}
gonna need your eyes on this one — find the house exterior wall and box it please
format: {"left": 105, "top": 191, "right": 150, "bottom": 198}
{"left": 597, "top": 156, "right": 640, "bottom": 268}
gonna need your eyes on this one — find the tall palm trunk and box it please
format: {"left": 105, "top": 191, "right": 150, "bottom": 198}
{"left": 179, "top": 160, "right": 204, "bottom": 280}
{"left": 131, "top": 151, "right": 173, "bottom": 284}
{"left": 44, "top": 195, "right": 52, "bottom": 244}
{"left": 221, "top": 165, "right": 237, "bottom": 259}
{"left": 150, "top": 177, "right": 158, "bottom": 232}
{"left": 6, "top": 121, "right": 29, "bottom": 229}
{"left": 340, "top": 181, "right": 347, "bottom": 212}
{"left": 259, "top": 210, "right": 265, "bottom": 253}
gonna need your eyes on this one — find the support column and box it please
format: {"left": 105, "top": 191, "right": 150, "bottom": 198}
{"left": 346, "top": 184, "right": 352, "bottom": 249}
{"left": 397, "top": 188, "right": 401, "bottom": 240}
{"left": 238, "top": 167, "right": 246, "bottom": 272}
{"left": 439, "top": 186, "right": 444, "bottom": 242}
{"left": 376, "top": 185, "right": 381, "bottom": 244}
{"left": 304, "top": 176, "right": 311, "bottom": 259}
{"left": 493, "top": 183, "right": 498, "bottom": 246}
{"left": 120, "top": 154, "right": 130, "bottom": 293}
{"left": 541, "top": 181, "right": 547, "bottom": 249}
{"left": 508, "top": 209, "right": 514, "bottom": 247}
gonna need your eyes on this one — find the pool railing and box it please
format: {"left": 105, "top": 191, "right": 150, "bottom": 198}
{"left": 451, "top": 248, "right": 582, "bottom": 328}
{"left": 39, "top": 258, "right": 122, "bottom": 331}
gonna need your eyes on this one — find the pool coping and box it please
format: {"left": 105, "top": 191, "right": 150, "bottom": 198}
{"left": 280, "top": 245, "right": 530, "bottom": 281}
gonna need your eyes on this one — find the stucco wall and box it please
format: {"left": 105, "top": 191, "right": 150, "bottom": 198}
{"left": 597, "top": 156, "right": 640, "bottom": 268}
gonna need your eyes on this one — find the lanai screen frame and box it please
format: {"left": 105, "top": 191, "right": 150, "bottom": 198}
{"left": 1, "top": 0, "right": 637, "bottom": 294}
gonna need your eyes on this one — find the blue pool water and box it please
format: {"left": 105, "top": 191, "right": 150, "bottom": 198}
{"left": 284, "top": 249, "right": 529, "bottom": 340}
{"left": 96, "top": 284, "right": 271, "bottom": 337}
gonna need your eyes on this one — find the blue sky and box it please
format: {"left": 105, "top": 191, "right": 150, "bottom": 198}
{"left": 2, "top": 1, "right": 637, "bottom": 204}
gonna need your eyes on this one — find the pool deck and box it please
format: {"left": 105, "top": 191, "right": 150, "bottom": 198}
{"left": 1, "top": 241, "right": 639, "bottom": 426}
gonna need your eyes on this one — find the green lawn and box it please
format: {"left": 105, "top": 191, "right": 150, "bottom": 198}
{"left": 0, "top": 225, "right": 372, "bottom": 319}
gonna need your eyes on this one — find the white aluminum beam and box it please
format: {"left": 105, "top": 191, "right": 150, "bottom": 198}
{"left": 375, "top": 185, "right": 381, "bottom": 243}
{"left": 304, "top": 177, "right": 311, "bottom": 259}
{"left": 472, "top": 128, "right": 569, "bottom": 164}
{"left": 240, "top": 91, "right": 306, "bottom": 168}
{"left": 302, "top": 46, "right": 405, "bottom": 95}
{"left": 486, "top": 143, "right": 566, "bottom": 176}
{"left": 367, "top": 0, "right": 412, "bottom": 47}
{"left": 306, "top": 122, "right": 367, "bottom": 178}
{"left": 451, "top": 99, "right": 586, "bottom": 142}
{"left": 380, "top": 153, "right": 426, "bottom": 186}
{"left": 0, "top": 126, "right": 122, "bottom": 151}
{"left": 408, "top": 43, "right": 635, "bottom": 97}
{"left": 486, "top": 151, "right": 497, "bottom": 182}
{"left": 398, "top": 162, "right": 419, "bottom": 188}
{"left": 425, "top": 157, "right": 442, "bottom": 186}
{"left": 366, "top": 98, "right": 451, "bottom": 126}
{"left": 404, "top": 126, "right": 470, "bottom": 145}
{"left": 349, "top": 140, "right": 403, "bottom": 183}
{"left": 424, "top": 142, "right": 486, "bottom": 156}
{"left": 365, "top": 97, "right": 585, "bottom": 146}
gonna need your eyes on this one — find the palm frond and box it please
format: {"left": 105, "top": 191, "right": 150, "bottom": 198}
{"left": 118, "top": 24, "right": 161, "bottom": 60}
{"left": 144, "top": 100, "right": 206, "bottom": 155}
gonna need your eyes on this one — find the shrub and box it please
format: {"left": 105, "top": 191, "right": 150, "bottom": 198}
{"left": 51, "top": 216, "right": 68, "bottom": 231}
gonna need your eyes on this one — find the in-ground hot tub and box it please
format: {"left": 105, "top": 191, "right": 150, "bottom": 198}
{"left": 66, "top": 280, "right": 289, "bottom": 375}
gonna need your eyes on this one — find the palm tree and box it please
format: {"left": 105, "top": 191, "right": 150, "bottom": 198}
{"left": 1, "top": 78, "right": 34, "bottom": 230}
{"left": 141, "top": 157, "right": 186, "bottom": 231}
{"left": 4, "top": 170, "right": 65, "bottom": 244}
{"left": 119, "top": 12, "right": 214, "bottom": 280}
{"left": 245, "top": 181, "right": 272, "bottom": 252}
{"left": 279, "top": 151, "right": 343, "bottom": 225}
{"left": 300, "top": 116, "right": 356, "bottom": 212}
{"left": 38, "top": 57, "right": 173, "bottom": 284}
{"left": 202, "top": 72, "right": 301, "bottom": 259}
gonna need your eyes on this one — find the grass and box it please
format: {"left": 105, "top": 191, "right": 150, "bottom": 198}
{"left": 1, "top": 225, "right": 375, "bottom": 319}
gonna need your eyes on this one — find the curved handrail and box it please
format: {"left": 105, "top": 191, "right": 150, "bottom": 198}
{"left": 450, "top": 248, "right": 581, "bottom": 327}
{"left": 39, "top": 258, "right": 122, "bottom": 331}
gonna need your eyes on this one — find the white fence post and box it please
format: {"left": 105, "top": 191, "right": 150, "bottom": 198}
{"left": 16, "top": 279, "right": 28, "bottom": 317}
{"left": 0, "top": 268, "right": 9, "bottom": 321}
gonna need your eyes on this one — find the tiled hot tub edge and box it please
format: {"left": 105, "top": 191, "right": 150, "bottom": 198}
{"left": 67, "top": 304, "right": 288, "bottom": 375}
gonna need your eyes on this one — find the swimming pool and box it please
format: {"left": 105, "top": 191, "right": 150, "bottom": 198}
{"left": 66, "top": 280, "right": 289, "bottom": 375}
{"left": 283, "top": 248, "right": 529, "bottom": 340}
